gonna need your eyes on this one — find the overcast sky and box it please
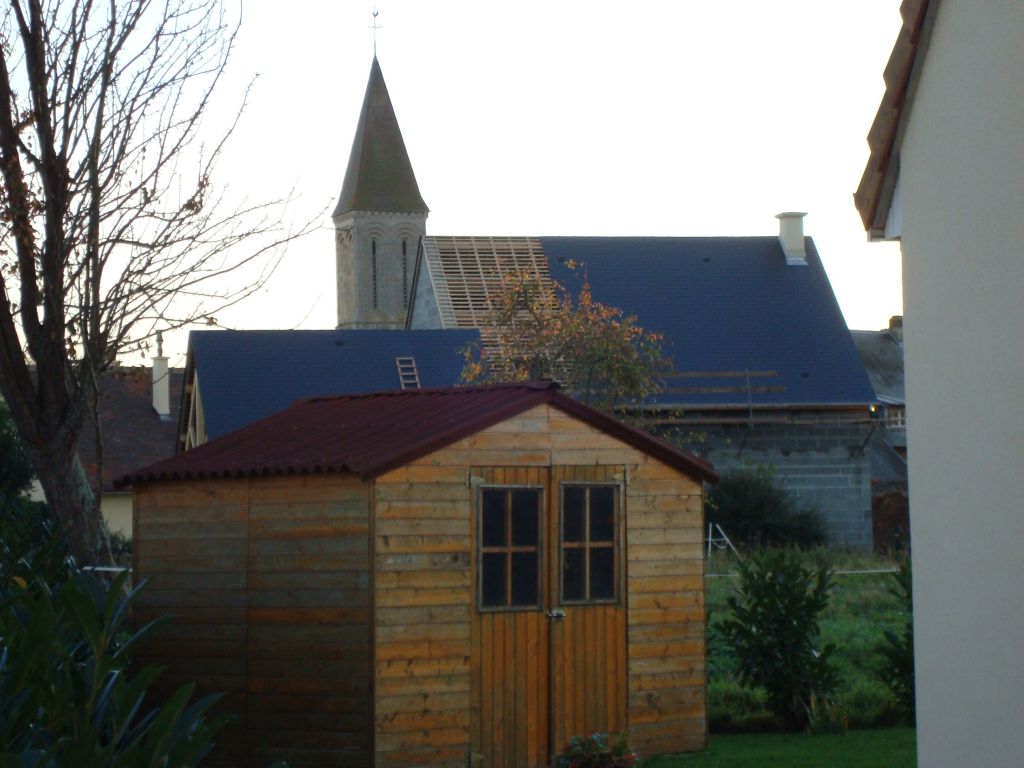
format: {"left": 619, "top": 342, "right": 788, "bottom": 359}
{"left": 149, "top": 1, "right": 904, "bottom": 366}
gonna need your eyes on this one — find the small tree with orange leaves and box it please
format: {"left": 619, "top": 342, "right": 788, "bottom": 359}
{"left": 461, "top": 268, "right": 669, "bottom": 415}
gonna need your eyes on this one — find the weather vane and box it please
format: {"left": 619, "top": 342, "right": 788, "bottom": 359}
{"left": 370, "top": 8, "right": 382, "bottom": 57}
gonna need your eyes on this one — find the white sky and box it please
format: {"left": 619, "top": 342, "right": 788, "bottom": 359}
{"left": 149, "top": 1, "right": 904, "bottom": 367}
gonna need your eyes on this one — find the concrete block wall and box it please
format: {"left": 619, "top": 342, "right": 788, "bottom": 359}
{"left": 663, "top": 418, "right": 873, "bottom": 549}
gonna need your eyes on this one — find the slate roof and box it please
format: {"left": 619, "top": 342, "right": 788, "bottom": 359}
{"left": 81, "top": 367, "right": 183, "bottom": 491}
{"left": 541, "top": 237, "right": 876, "bottom": 409}
{"left": 121, "top": 381, "right": 717, "bottom": 487}
{"left": 184, "top": 328, "right": 478, "bottom": 443}
{"left": 855, "top": 0, "right": 935, "bottom": 237}
{"left": 851, "top": 328, "right": 905, "bottom": 404}
{"left": 333, "top": 57, "right": 428, "bottom": 217}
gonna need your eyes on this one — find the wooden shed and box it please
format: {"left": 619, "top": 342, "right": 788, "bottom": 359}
{"left": 122, "top": 382, "right": 717, "bottom": 768}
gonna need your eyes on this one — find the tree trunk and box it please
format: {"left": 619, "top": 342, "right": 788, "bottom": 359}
{"left": 33, "top": 444, "right": 112, "bottom": 566}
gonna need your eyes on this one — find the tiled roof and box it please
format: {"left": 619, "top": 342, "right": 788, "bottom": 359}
{"left": 542, "top": 237, "right": 876, "bottom": 409}
{"left": 854, "top": 0, "right": 935, "bottom": 237}
{"left": 185, "top": 328, "right": 478, "bottom": 442}
{"left": 81, "top": 367, "right": 183, "bottom": 491}
{"left": 333, "top": 57, "right": 428, "bottom": 217}
{"left": 120, "top": 381, "right": 716, "bottom": 487}
{"left": 851, "top": 328, "right": 905, "bottom": 404}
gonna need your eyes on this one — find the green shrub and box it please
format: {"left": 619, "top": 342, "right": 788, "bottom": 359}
{"left": 706, "top": 467, "right": 827, "bottom": 548}
{"left": 557, "top": 733, "right": 639, "bottom": 768}
{"left": 841, "top": 679, "right": 899, "bottom": 728}
{"left": 0, "top": 501, "right": 227, "bottom": 765}
{"left": 714, "top": 549, "right": 839, "bottom": 730}
{"left": 707, "top": 678, "right": 779, "bottom": 733}
{"left": 876, "top": 560, "right": 915, "bottom": 721}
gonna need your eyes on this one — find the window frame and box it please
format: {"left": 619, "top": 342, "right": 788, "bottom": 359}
{"left": 558, "top": 481, "right": 623, "bottom": 606}
{"left": 476, "top": 483, "right": 546, "bottom": 613}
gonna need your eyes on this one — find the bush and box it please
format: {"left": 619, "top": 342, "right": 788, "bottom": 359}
{"left": 707, "top": 678, "right": 779, "bottom": 733}
{"left": 876, "top": 560, "right": 915, "bottom": 721}
{"left": 706, "top": 467, "right": 827, "bottom": 548}
{"left": 842, "top": 679, "right": 899, "bottom": 728}
{"left": 714, "top": 549, "right": 839, "bottom": 730}
{"left": 557, "top": 733, "right": 639, "bottom": 768}
{"left": 0, "top": 501, "right": 227, "bottom": 765}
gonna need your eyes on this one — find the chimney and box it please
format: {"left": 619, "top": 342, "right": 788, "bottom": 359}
{"left": 776, "top": 211, "right": 807, "bottom": 265}
{"left": 152, "top": 331, "right": 170, "bottom": 420}
{"left": 889, "top": 315, "right": 903, "bottom": 343}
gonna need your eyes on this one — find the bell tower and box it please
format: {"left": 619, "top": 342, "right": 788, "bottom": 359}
{"left": 334, "top": 57, "right": 428, "bottom": 328}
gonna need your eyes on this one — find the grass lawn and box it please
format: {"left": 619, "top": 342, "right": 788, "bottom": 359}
{"left": 648, "top": 728, "right": 916, "bottom": 768}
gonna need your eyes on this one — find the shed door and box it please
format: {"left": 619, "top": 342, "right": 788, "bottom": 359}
{"left": 470, "top": 467, "right": 627, "bottom": 768}
{"left": 548, "top": 466, "right": 628, "bottom": 753}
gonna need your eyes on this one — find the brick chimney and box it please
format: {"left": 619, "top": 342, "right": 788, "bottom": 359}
{"left": 152, "top": 331, "right": 171, "bottom": 421}
{"left": 776, "top": 212, "right": 808, "bottom": 265}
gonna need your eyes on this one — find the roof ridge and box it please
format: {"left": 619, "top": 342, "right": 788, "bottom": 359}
{"left": 302, "top": 380, "right": 559, "bottom": 405}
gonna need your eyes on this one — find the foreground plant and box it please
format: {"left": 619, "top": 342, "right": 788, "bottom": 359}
{"left": 876, "top": 559, "right": 915, "bottom": 721}
{"left": 0, "top": 502, "right": 226, "bottom": 765}
{"left": 558, "top": 732, "right": 639, "bottom": 768}
{"left": 715, "top": 549, "right": 839, "bottom": 730}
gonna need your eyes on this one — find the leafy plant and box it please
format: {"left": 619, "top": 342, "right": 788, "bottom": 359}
{"left": 0, "top": 501, "right": 227, "bottom": 766}
{"left": 461, "top": 266, "right": 669, "bottom": 413}
{"left": 876, "top": 559, "right": 915, "bottom": 720}
{"left": 558, "top": 732, "right": 639, "bottom": 768}
{"left": 706, "top": 467, "right": 827, "bottom": 548}
{"left": 714, "top": 549, "right": 839, "bottom": 730}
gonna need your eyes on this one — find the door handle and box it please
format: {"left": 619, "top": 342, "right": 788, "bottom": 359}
{"left": 546, "top": 609, "right": 566, "bottom": 621}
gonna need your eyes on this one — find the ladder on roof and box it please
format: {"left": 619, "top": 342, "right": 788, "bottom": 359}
{"left": 396, "top": 356, "right": 421, "bottom": 389}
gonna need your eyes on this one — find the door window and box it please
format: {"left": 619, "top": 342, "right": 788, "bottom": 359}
{"left": 478, "top": 487, "right": 543, "bottom": 610}
{"left": 560, "top": 484, "right": 620, "bottom": 604}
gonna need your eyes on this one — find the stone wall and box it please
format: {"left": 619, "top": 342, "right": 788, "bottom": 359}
{"left": 662, "top": 415, "right": 873, "bottom": 549}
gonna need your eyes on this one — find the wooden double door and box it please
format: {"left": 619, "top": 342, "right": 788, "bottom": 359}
{"left": 470, "top": 466, "right": 628, "bottom": 768}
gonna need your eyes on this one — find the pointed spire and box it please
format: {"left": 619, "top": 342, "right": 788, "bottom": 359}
{"left": 334, "top": 57, "right": 428, "bottom": 217}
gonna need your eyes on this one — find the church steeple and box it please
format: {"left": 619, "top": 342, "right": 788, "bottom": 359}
{"left": 334, "top": 57, "right": 428, "bottom": 329}
{"left": 334, "top": 57, "right": 428, "bottom": 218}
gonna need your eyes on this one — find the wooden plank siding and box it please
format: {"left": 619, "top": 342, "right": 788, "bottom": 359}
{"left": 373, "top": 404, "right": 706, "bottom": 767}
{"left": 134, "top": 475, "right": 374, "bottom": 768}
{"left": 625, "top": 464, "right": 706, "bottom": 755}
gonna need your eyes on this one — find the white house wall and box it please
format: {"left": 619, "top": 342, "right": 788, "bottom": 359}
{"left": 897, "top": 3, "right": 1024, "bottom": 766}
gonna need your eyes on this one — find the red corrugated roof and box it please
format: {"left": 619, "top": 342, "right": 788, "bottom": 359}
{"left": 117, "top": 381, "right": 716, "bottom": 486}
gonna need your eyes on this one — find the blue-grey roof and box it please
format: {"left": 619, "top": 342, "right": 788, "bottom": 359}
{"left": 187, "top": 329, "right": 477, "bottom": 441}
{"left": 541, "top": 237, "right": 875, "bottom": 409}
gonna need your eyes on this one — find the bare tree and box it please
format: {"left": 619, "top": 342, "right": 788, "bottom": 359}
{"left": 0, "top": 0, "right": 310, "bottom": 563}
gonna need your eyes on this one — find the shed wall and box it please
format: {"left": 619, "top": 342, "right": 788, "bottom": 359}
{"left": 373, "top": 404, "right": 706, "bottom": 766}
{"left": 134, "top": 475, "right": 373, "bottom": 768}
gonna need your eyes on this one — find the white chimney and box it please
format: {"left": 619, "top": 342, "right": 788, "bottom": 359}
{"left": 776, "top": 211, "right": 808, "bottom": 265}
{"left": 152, "top": 331, "right": 170, "bottom": 420}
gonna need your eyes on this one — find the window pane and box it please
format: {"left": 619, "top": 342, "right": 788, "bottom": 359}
{"left": 563, "top": 487, "right": 585, "bottom": 543}
{"left": 589, "top": 487, "right": 616, "bottom": 542}
{"left": 482, "top": 489, "right": 506, "bottom": 547}
{"left": 590, "top": 547, "right": 615, "bottom": 600}
{"left": 510, "top": 490, "right": 539, "bottom": 547}
{"left": 481, "top": 552, "right": 507, "bottom": 607}
{"left": 510, "top": 552, "right": 539, "bottom": 606}
{"left": 562, "top": 547, "right": 585, "bottom": 602}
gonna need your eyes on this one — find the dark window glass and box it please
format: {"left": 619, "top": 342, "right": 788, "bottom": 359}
{"left": 511, "top": 490, "right": 539, "bottom": 546}
{"left": 479, "top": 486, "right": 541, "bottom": 610}
{"left": 590, "top": 547, "right": 615, "bottom": 600}
{"left": 482, "top": 490, "right": 506, "bottom": 547}
{"left": 511, "top": 552, "right": 538, "bottom": 606}
{"left": 481, "top": 552, "right": 506, "bottom": 607}
{"left": 590, "top": 486, "right": 615, "bottom": 542}
{"left": 563, "top": 486, "right": 585, "bottom": 542}
{"left": 563, "top": 547, "right": 585, "bottom": 602}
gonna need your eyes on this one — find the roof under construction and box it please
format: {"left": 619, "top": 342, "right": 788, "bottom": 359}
{"left": 119, "top": 381, "right": 716, "bottom": 486}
